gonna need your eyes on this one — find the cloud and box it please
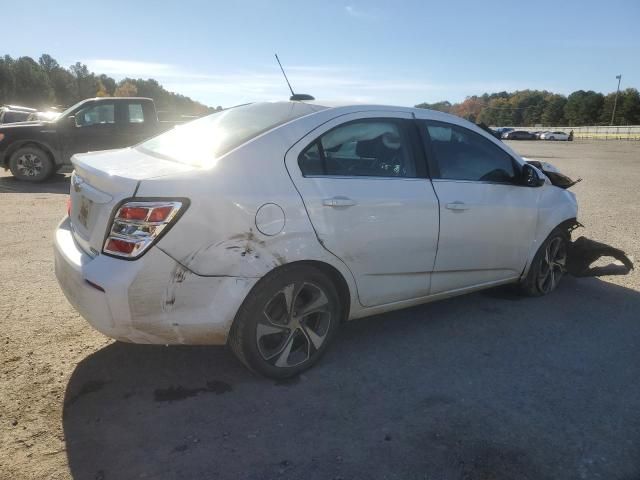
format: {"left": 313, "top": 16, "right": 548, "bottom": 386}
{"left": 345, "top": 5, "right": 378, "bottom": 20}
{"left": 85, "top": 59, "right": 180, "bottom": 78}
{"left": 82, "top": 58, "right": 536, "bottom": 107}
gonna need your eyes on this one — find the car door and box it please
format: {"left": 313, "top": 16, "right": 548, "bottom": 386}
{"left": 419, "top": 120, "right": 541, "bottom": 294}
{"left": 285, "top": 112, "right": 440, "bottom": 307}
{"left": 115, "top": 100, "right": 155, "bottom": 147}
{"left": 65, "top": 101, "right": 117, "bottom": 158}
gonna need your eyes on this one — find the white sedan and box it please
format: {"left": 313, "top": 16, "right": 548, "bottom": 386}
{"left": 54, "top": 101, "right": 582, "bottom": 378}
{"left": 541, "top": 131, "right": 570, "bottom": 141}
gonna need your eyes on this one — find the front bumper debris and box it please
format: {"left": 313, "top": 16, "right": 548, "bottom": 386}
{"left": 526, "top": 160, "right": 581, "bottom": 189}
{"left": 567, "top": 236, "right": 634, "bottom": 277}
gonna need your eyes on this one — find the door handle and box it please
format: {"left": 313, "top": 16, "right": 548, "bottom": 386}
{"left": 323, "top": 197, "right": 357, "bottom": 207}
{"left": 445, "top": 201, "right": 470, "bottom": 211}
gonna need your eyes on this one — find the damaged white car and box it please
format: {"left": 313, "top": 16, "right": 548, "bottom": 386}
{"left": 54, "top": 101, "right": 633, "bottom": 378}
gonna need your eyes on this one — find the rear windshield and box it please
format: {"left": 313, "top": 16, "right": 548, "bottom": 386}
{"left": 137, "top": 102, "right": 325, "bottom": 167}
{"left": 1, "top": 111, "right": 30, "bottom": 123}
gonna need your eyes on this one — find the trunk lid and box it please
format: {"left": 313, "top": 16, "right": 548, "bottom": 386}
{"left": 69, "top": 147, "right": 194, "bottom": 255}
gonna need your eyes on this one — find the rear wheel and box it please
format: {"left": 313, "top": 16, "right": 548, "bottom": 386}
{"left": 520, "top": 228, "right": 569, "bottom": 296}
{"left": 9, "top": 146, "right": 54, "bottom": 182}
{"left": 229, "top": 265, "right": 342, "bottom": 378}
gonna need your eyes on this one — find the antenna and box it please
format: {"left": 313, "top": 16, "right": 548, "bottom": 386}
{"left": 275, "top": 54, "right": 295, "bottom": 97}
{"left": 274, "top": 53, "right": 315, "bottom": 101}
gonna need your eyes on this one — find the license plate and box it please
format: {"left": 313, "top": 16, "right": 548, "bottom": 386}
{"left": 78, "top": 196, "right": 93, "bottom": 229}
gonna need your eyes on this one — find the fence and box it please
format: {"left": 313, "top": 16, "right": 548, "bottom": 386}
{"left": 506, "top": 125, "right": 640, "bottom": 140}
{"left": 565, "top": 125, "right": 640, "bottom": 140}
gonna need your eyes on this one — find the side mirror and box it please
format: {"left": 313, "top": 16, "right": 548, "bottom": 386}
{"left": 521, "top": 163, "right": 545, "bottom": 187}
{"left": 66, "top": 115, "right": 77, "bottom": 128}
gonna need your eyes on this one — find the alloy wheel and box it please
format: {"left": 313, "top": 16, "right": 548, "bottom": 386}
{"left": 16, "top": 153, "right": 44, "bottom": 177}
{"left": 537, "top": 237, "right": 567, "bottom": 294}
{"left": 256, "top": 281, "right": 332, "bottom": 368}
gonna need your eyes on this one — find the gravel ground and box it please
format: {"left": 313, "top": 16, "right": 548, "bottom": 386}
{"left": 1, "top": 140, "right": 639, "bottom": 480}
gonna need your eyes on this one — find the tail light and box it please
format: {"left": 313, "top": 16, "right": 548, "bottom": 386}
{"left": 103, "top": 200, "right": 186, "bottom": 259}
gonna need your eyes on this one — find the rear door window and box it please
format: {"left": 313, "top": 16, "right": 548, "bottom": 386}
{"left": 127, "top": 103, "right": 145, "bottom": 123}
{"left": 299, "top": 119, "right": 417, "bottom": 178}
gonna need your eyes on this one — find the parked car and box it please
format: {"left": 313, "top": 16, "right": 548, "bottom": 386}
{"left": 54, "top": 100, "right": 616, "bottom": 378}
{"left": 493, "top": 127, "right": 514, "bottom": 137}
{"left": 0, "top": 97, "right": 174, "bottom": 181}
{"left": 0, "top": 105, "right": 36, "bottom": 124}
{"left": 502, "top": 130, "right": 536, "bottom": 140}
{"left": 541, "top": 131, "right": 569, "bottom": 141}
{"left": 475, "top": 122, "right": 502, "bottom": 140}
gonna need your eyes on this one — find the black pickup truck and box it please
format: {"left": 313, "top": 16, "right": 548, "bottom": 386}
{"left": 0, "top": 97, "right": 174, "bottom": 181}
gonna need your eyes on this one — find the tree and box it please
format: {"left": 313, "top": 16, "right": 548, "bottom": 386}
{"left": 95, "top": 80, "right": 110, "bottom": 97}
{"left": 476, "top": 97, "right": 515, "bottom": 126}
{"left": 602, "top": 88, "right": 640, "bottom": 125}
{"left": 0, "top": 53, "right": 215, "bottom": 114}
{"left": 509, "top": 90, "right": 546, "bottom": 126}
{"left": 618, "top": 88, "right": 640, "bottom": 125}
{"left": 450, "top": 96, "right": 484, "bottom": 122}
{"left": 114, "top": 80, "right": 138, "bottom": 97}
{"left": 38, "top": 54, "right": 59, "bottom": 74}
{"left": 0, "top": 55, "right": 16, "bottom": 104}
{"left": 413, "top": 88, "right": 631, "bottom": 127}
{"left": 415, "top": 100, "right": 452, "bottom": 113}
{"left": 12, "top": 56, "right": 53, "bottom": 107}
{"left": 48, "top": 67, "right": 78, "bottom": 107}
{"left": 70, "top": 62, "right": 98, "bottom": 99}
{"left": 541, "top": 94, "right": 567, "bottom": 126}
{"left": 564, "top": 90, "right": 604, "bottom": 126}
{"left": 99, "top": 74, "right": 116, "bottom": 96}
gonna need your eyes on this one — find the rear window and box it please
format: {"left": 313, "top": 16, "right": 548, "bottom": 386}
{"left": 1, "top": 111, "right": 30, "bottom": 123}
{"left": 138, "top": 102, "right": 325, "bottom": 167}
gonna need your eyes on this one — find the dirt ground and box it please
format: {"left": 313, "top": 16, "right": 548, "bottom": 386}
{"left": 1, "top": 140, "right": 639, "bottom": 480}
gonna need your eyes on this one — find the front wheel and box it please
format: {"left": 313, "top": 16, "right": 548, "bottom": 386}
{"left": 520, "top": 228, "right": 569, "bottom": 297}
{"left": 9, "top": 146, "right": 54, "bottom": 182}
{"left": 229, "top": 265, "right": 342, "bottom": 378}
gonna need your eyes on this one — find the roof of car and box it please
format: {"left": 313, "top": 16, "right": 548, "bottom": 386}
{"left": 307, "top": 99, "right": 417, "bottom": 111}
{"left": 87, "top": 97, "right": 154, "bottom": 101}
{"left": 279, "top": 100, "right": 524, "bottom": 164}
{"left": 298, "top": 100, "right": 481, "bottom": 127}
{"left": 1, "top": 105, "right": 37, "bottom": 112}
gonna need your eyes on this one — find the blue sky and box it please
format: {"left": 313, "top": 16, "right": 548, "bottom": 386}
{"left": 3, "top": 0, "right": 639, "bottom": 107}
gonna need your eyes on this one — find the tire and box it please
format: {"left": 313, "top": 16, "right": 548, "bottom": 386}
{"left": 229, "top": 264, "right": 343, "bottom": 379}
{"left": 520, "top": 228, "right": 569, "bottom": 297}
{"left": 9, "top": 146, "right": 54, "bottom": 182}
{"left": 548, "top": 136, "right": 555, "bottom": 141}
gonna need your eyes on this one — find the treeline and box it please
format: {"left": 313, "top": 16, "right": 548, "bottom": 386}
{"left": 416, "top": 89, "right": 640, "bottom": 126}
{"left": 0, "top": 54, "right": 217, "bottom": 117}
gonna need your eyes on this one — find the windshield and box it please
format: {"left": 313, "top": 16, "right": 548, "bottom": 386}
{"left": 137, "top": 102, "right": 325, "bottom": 167}
{"left": 54, "top": 99, "right": 87, "bottom": 122}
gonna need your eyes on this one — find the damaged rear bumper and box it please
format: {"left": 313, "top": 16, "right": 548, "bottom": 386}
{"left": 54, "top": 217, "right": 257, "bottom": 345}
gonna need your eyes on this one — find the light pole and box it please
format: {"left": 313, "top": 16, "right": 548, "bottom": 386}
{"left": 610, "top": 74, "right": 622, "bottom": 126}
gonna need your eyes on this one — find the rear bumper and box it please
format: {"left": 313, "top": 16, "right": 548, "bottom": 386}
{"left": 54, "top": 217, "right": 257, "bottom": 345}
